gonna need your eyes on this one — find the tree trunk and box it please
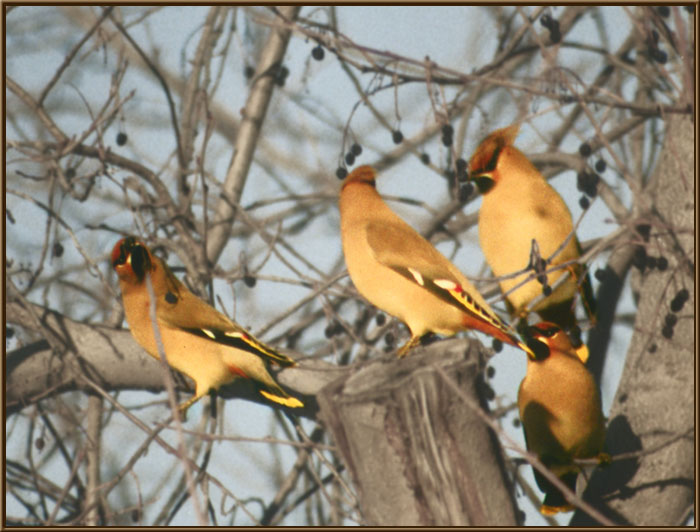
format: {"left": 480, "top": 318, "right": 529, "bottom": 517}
{"left": 317, "top": 338, "right": 518, "bottom": 526}
{"left": 573, "top": 114, "right": 694, "bottom": 526}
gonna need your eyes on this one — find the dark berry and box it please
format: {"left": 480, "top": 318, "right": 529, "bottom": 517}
{"left": 651, "top": 48, "right": 668, "bottom": 64}
{"left": 540, "top": 14, "right": 552, "bottom": 28}
{"left": 670, "top": 289, "right": 689, "bottom": 312}
{"left": 483, "top": 383, "right": 496, "bottom": 401}
{"left": 577, "top": 172, "right": 599, "bottom": 197}
{"left": 486, "top": 366, "right": 495, "bottom": 379}
{"left": 595, "top": 159, "right": 607, "bottom": 172}
{"left": 345, "top": 152, "right": 355, "bottom": 166}
{"left": 651, "top": 30, "right": 660, "bottom": 44}
{"left": 548, "top": 26, "right": 562, "bottom": 45}
{"left": 513, "top": 417, "right": 521, "bottom": 428}
{"left": 6, "top": 327, "right": 14, "bottom": 339}
{"left": 336, "top": 167, "right": 348, "bottom": 180}
{"left": 632, "top": 246, "right": 647, "bottom": 272}
{"left": 392, "top": 130, "right": 404, "bottom": 144}
{"left": 665, "top": 313, "right": 678, "bottom": 327}
{"left": 661, "top": 325, "right": 674, "bottom": 339}
{"left": 657, "top": 6, "right": 670, "bottom": 17}
{"left": 492, "top": 339, "right": 503, "bottom": 352}
{"left": 65, "top": 167, "right": 76, "bottom": 179}
{"left": 579, "top": 196, "right": 590, "bottom": 209}
{"left": 456, "top": 158, "right": 467, "bottom": 172}
{"left": 535, "top": 257, "right": 547, "bottom": 274}
{"left": 543, "top": 285, "right": 553, "bottom": 297}
{"left": 351, "top": 143, "right": 362, "bottom": 156}
{"left": 441, "top": 133, "right": 453, "bottom": 147}
{"left": 458, "top": 184, "right": 472, "bottom": 203}
{"left": 116, "top": 132, "right": 127, "bottom": 146}
{"left": 35, "top": 438, "right": 45, "bottom": 451}
{"left": 648, "top": 343, "right": 657, "bottom": 353}
{"left": 52, "top": 242, "right": 64, "bottom": 258}
{"left": 537, "top": 274, "right": 547, "bottom": 285}
{"left": 311, "top": 45, "right": 324, "bottom": 61}
{"left": 243, "top": 275, "right": 256, "bottom": 288}
{"left": 324, "top": 324, "right": 336, "bottom": 338}
{"left": 656, "top": 256, "right": 668, "bottom": 271}
{"left": 595, "top": 268, "right": 607, "bottom": 282}
{"left": 385, "top": 332, "right": 395, "bottom": 346}
{"left": 244, "top": 65, "right": 255, "bottom": 79}
{"left": 636, "top": 223, "right": 651, "bottom": 242}
{"left": 457, "top": 170, "right": 469, "bottom": 183}
{"left": 646, "top": 256, "right": 657, "bottom": 270}
{"left": 420, "top": 153, "right": 430, "bottom": 165}
{"left": 579, "top": 143, "right": 592, "bottom": 157}
{"left": 274, "top": 65, "right": 289, "bottom": 86}
{"left": 375, "top": 313, "right": 386, "bottom": 326}
{"left": 441, "top": 124, "right": 454, "bottom": 137}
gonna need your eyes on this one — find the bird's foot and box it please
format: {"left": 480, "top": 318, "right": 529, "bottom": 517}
{"left": 396, "top": 335, "right": 421, "bottom": 358}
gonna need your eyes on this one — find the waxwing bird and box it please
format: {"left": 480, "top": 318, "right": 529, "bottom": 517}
{"left": 111, "top": 237, "right": 303, "bottom": 414}
{"left": 518, "top": 322, "right": 608, "bottom": 515}
{"left": 469, "top": 124, "right": 595, "bottom": 362}
{"left": 338, "top": 165, "right": 534, "bottom": 358}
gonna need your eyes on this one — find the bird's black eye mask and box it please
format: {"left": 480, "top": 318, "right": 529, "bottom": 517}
{"left": 524, "top": 324, "right": 559, "bottom": 361}
{"left": 129, "top": 245, "right": 152, "bottom": 281}
{"left": 470, "top": 143, "right": 505, "bottom": 194}
{"left": 114, "top": 237, "right": 152, "bottom": 282}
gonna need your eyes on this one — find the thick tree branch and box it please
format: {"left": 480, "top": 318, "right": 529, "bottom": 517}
{"left": 205, "top": 6, "right": 301, "bottom": 265}
{"left": 6, "top": 300, "right": 345, "bottom": 419}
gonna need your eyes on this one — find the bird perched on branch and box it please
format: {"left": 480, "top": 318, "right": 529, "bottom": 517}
{"left": 111, "top": 236, "right": 303, "bottom": 415}
{"left": 468, "top": 124, "right": 595, "bottom": 362}
{"left": 518, "top": 322, "right": 608, "bottom": 515}
{"left": 338, "top": 165, "right": 534, "bottom": 358}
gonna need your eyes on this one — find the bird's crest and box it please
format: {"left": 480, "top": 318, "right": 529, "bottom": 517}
{"left": 342, "top": 165, "right": 377, "bottom": 190}
{"left": 468, "top": 123, "right": 520, "bottom": 178}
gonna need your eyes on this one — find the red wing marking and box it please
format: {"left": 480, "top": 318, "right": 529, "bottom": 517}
{"left": 227, "top": 364, "right": 248, "bottom": 379}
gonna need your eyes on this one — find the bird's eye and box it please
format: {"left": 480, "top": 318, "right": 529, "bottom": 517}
{"left": 112, "top": 237, "right": 134, "bottom": 267}
{"left": 539, "top": 326, "right": 559, "bottom": 337}
{"left": 528, "top": 324, "right": 559, "bottom": 338}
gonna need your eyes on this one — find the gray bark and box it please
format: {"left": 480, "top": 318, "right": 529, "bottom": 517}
{"left": 317, "top": 338, "right": 518, "bottom": 526}
{"left": 573, "top": 114, "right": 694, "bottom": 526}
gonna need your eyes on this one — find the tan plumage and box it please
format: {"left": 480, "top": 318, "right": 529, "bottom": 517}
{"left": 469, "top": 124, "right": 595, "bottom": 361}
{"left": 339, "top": 165, "right": 534, "bottom": 358}
{"left": 111, "top": 237, "right": 303, "bottom": 414}
{"left": 518, "top": 322, "right": 607, "bottom": 515}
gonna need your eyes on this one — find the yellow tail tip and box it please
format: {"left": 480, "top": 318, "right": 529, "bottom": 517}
{"left": 259, "top": 390, "right": 304, "bottom": 408}
{"left": 540, "top": 504, "right": 574, "bottom": 515}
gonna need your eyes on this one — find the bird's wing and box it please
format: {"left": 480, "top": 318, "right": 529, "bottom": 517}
{"left": 364, "top": 220, "right": 522, "bottom": 345}
{"left": 154, "top": 266, "right": 297, "bottom": 367}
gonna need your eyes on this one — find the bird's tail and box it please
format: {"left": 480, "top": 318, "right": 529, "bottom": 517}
{"left": 259, "top": 388, "right": 304, "bottom": 408}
